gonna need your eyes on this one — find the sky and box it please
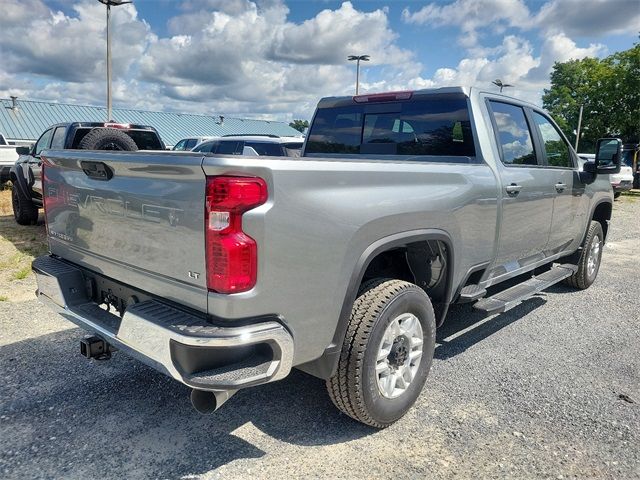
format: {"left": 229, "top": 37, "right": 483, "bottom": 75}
{"left": 0, "top": 0, "right": 638, "bottom": 122}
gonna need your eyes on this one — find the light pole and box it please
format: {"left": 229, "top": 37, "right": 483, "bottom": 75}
{"left": 348, "top": 55, "right": 370, "bottom": 95}
{"left": 98, "top": 0, "right": 131, "bottom": 121}
{"left": 574, "top": 103, "right": 584, "bottom": 151}
{"left": 492, "top": 79, "right": 513, "bottom": 93}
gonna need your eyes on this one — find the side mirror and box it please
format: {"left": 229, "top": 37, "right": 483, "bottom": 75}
{"left": 595, "top": 138, "right": 622, "bottom": 174}
{"left": 16, "top": 146, "right": 30, "bottom": 155}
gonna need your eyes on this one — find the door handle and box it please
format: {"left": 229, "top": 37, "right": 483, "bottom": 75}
{"left": 555, "top": 182, "right": 567, "bottom": 192}
{"left": 505, "top": 184, "right": 522, "bottom": 196}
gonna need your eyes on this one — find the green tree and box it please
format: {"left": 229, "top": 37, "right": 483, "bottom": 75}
{"left": 542, "top": 43, "right": 639, "bottom": 152}
{"left": 289, "top": 119, "right": 309, "bottom": 133}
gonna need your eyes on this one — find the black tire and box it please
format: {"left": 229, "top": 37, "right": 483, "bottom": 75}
{"left": 564, "top": 221, "right": 604, "bottom": 290}
{"left": 11, "top": 184, "right": 39, "bottom": 225}
{"left": 326, "top": 279, "right": 436, "bottom": 428}
{"left": 78, "top": 128, "right": 138, "bottom": 151}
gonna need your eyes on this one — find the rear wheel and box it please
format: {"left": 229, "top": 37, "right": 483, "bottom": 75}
{"left": 12, "top": 184, "right": 39, "bottom": 225}
{"left": 326, "top": 279, "right": 436, "bottom": 428}
{"left": 564, "top": 221, "right": 603, "bottom": 289}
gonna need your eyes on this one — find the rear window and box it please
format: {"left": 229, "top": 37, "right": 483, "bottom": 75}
{"left": 305, "top": 95, "right": 475, "bottom": 160}
{"left": 126, "top": 130, "right": 164, "bottom": 150}
{"left": 70, "top": 128, "right": 164, "bottom": 150}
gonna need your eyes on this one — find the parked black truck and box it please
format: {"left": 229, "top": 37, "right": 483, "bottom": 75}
{"left": 10, "top": 122, "right": 164, "bottom": 224}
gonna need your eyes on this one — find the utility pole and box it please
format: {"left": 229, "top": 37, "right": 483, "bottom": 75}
{"left": 348, "top": 55, "right": 370, "bottom": 95}
{"left": 574, "top": 104, "right": 584, "bottom": 151}
{"left": 98, "top": 0, "right": 132, "bottom": 121}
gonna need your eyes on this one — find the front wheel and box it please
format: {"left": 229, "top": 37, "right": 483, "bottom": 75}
{"left": 326, "top": 279, "right": 436, "bottom": 428}
{"left": 564, "top": 221, "right": 604, "bottom": 290}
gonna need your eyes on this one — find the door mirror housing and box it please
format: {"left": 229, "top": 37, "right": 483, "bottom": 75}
{"left": 595, "top": 138, "right": 622, "bottom": 174}
{"left": 15, "top": 146, "right": 31, "bottom": 156}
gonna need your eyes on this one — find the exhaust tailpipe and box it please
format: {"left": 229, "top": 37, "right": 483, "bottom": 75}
{"left": 190, "top": 388, "right": 237, "bottom": 414}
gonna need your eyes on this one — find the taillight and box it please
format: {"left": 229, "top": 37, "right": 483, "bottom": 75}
{"left": 205, "top": 176, "right": 268, "bottom": 293}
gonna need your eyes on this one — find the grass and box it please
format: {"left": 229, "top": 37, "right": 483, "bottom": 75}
{"left": 0, "top": 187, "right": 48, "bottom": 299}
{"left": 0, "top": 295, "right": 8, "bottom": 302}
{"left": 12, "top": 266, "right": 32, "bottom": 281}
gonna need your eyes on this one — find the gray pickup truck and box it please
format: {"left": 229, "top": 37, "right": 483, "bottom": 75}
{"left": 33, "top": 87, "right": 621, "bottom": 428}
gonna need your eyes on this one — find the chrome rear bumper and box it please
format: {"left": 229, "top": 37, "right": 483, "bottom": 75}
{"left": 33, "top": 255, "right": 294, "bottom": 392}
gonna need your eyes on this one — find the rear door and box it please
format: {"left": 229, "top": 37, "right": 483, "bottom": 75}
{"left": 487, "top": 100, "right": 554, "bottom": 272}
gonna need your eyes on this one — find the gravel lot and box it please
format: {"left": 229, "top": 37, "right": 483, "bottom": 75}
{"left": 1, "top": 190, "right": 639, "bottom": 479}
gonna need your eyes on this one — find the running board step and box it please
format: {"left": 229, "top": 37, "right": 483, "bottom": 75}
{"left": 473, "top": 264, "right": 577, "bottom": 315}
{"left": 459, "top": 284, "right": 487, "bottom": 303}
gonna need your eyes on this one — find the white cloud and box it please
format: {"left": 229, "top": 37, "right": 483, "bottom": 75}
{"left": 534, "top": 0, "right": 640, "bottom": 36}
{"left": 402, "top": 0, "right": 532, "bottom": 47}
{"left": 0, "top": 0, "right": 151, "bottom": 82}
{"left": 0, "top": 0, "right": 632, "bottom": 123}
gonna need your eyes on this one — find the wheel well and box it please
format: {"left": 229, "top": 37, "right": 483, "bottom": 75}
{"left": 592, "top": 202, "right": 612, "bottom": 241}
{"left": 361, "top": 239, "right": 450, "bottom": 309}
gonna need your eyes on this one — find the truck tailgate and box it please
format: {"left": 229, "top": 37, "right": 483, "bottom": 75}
{"left": 42, "top": 150, "right": 208, "bottom": 312}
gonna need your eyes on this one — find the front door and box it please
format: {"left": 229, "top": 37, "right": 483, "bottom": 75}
{"left": 487, "top": 100, "right": 554, "bottom": 274}
{"left": 531, "top": 111, "right": 585, "bottom": 254}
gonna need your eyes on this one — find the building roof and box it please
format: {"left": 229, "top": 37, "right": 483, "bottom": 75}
{"left": 0, "top": 98, "right": 301, "bottom": 146}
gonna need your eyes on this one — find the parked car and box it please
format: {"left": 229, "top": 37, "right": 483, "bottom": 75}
{"left": 10, "top": 122, "right": 164, "bottom": 225}
{"left": 621, "top": 143, "right": 639, "bottom": 188}
{"left": 579, "top": 153, "right": 633, "bottom": 198}
{"left": 172, "top": 136, "right": 216, "bottom": 151}
{"left": 0, "top": 133, "right": 19, "bottom": 184}
{"left": 192, "top": 135, "right": 304, "bottom": 157}
{"left": 33, "top": 87, "right": 620, "bottom": 428}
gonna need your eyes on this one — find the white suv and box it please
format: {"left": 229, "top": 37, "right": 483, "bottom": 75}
{"left": 579, "top": 153, "right": 633, "bottom": 198}
{"left": 191, "top": 135, "right": 304, "bottom": 157}
{"left": 172, "top": 136, "right": 217, "bottom": 151}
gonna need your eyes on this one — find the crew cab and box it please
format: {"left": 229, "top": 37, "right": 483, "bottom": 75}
{"left": 32, "top": 87, "right": 621, "bottom": 428}
{"left": 10, "top": 122, "right": 164, "bottom": 224}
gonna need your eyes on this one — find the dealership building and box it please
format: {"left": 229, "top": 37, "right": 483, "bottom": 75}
{"left": 0, "top": 97, "right": 301, "bottom": 147}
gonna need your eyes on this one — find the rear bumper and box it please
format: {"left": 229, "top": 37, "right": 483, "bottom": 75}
{"left": 611, "top": 180, "right": 633, "bottom": 192}
{"left": 33, "top": 255, "right": 294, "bottom": 392}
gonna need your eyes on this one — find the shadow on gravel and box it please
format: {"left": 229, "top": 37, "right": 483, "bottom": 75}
{"left": 0, "top": 328, "right": 373, "bottom": 478}
{"left": 0, "top": 212, "right": 47, "bottom": 258}
{"left": 435, "top": 297, "right": 546, "bottom": 360}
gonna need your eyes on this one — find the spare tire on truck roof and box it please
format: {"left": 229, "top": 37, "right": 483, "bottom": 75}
{"left": 78, "top": 127, "right": 138, "bottom": 151}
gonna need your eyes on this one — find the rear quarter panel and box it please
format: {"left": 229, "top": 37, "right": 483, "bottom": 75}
{"left": 202, "top": 156, "right": 499, "bottom": 365}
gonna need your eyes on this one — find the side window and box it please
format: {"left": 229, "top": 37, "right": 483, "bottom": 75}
{"left": 532, "top": 112, "right": 573, "bottom": 168}
{"left": 173, "top": 139, "right": 187, "bottom": 151}
{"left": 184, "top": 139, "right": 198, "bottom": 150}
{"left": 50, "top": 127, "right": 66, "bottom": 149}
{"left": 245, "top": 142, "right": 285, "bottom": 156}
{"left": 216, "top": 141, "right": 241, "bottom": 155}
{"left": 489, "top": 101, "right": 537, "bottom": 166}
{"left": 34, "top": 129, "right": 54, "bottom": 156}
{"left": 193, "top": 142, "right": 217, "bottom": 153}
